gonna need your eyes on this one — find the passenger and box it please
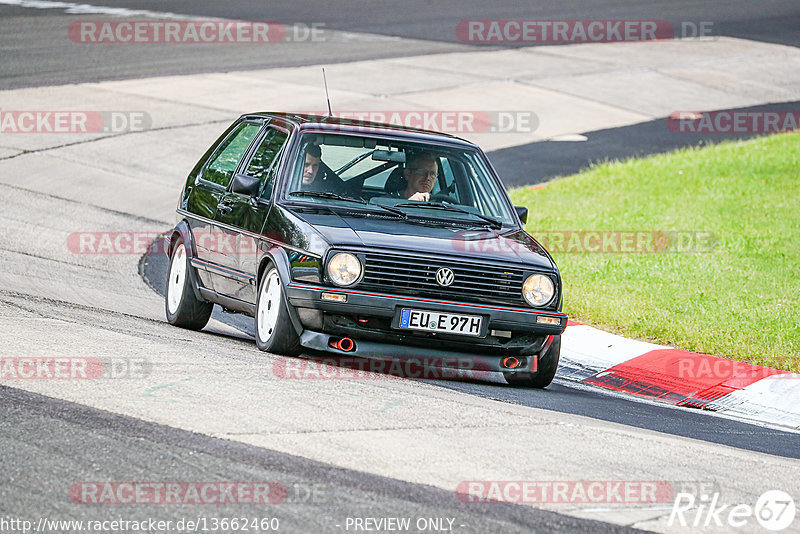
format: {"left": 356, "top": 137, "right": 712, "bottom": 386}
{"left": 299, "top": 143, "right": 350, "bottom": 195}
{"left": 301, "top": 144, "right": 323, "bottom": 190}
{"left": 399, "top": 151, "right": 438, "bottom": 201}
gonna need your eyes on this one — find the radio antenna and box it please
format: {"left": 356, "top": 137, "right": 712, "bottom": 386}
{"left": 322, "top": 68, "right": 333, "bottom": 117}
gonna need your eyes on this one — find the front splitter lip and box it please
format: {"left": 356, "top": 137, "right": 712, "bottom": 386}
{"left": 299, "top": 330, "right": 542, "bottom": 374}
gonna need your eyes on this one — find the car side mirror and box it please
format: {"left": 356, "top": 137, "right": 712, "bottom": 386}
{"left": 231, "top": 173, "right": 260, "bottom": 197}
{"left": 514, "top": 206, "right": 528, "bottom": 224}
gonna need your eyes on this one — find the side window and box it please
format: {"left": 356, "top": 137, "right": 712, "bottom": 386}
{"left": 200, "top": 122, "right": 260, "bottom": 187}
{"left": 244, "top": 129, "right": 289, "bottom": 197}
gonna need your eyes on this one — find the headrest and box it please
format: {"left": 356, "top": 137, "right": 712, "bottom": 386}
{"left": 384, "top": 166, "right": 406, "bottom": 194}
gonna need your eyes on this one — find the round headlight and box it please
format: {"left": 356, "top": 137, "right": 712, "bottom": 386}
{"left": 522, "top": 274, "right": 555, "bottom": 306}
{"left": 327, "top": 252, "right": 363, "bottom": 287}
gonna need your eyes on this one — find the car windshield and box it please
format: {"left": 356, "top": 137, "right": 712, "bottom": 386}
{"left": 284, "top": 132, "right": 516, "bottom": 227}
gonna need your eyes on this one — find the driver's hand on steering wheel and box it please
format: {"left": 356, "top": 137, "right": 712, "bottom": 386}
{"left": 407, "top": 191, "right": 430, "bottom": 201}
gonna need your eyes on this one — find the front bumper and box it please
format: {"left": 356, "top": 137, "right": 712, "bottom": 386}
{"left": 286, "top": 282, "right": 566, "bottom": 368}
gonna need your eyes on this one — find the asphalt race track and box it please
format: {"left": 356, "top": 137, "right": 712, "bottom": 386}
{"left": 138, "top": 247, "right": 800, "bottom": 459}
{"left": 1, "top": 386, "right": 637, "bottom": 534}
{"left": 3, "top": 0, "right": 800, "bottom": 91}
{"left": 488, "top": 100, "right": 800, "bottom": 186}
{"left": 1, "top": 2, "right": 800, "bottom": 533}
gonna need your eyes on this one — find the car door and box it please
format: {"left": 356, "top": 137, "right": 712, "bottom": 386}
{"left": 188, "top": 119, "right": 262, "bottom": 294}
{"left": 214, "top": 125, "right": 290, "bottom": 303}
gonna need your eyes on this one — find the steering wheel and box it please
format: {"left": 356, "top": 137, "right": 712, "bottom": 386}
{"left": 430, "top": 193, "right": 456, "bottom": 203}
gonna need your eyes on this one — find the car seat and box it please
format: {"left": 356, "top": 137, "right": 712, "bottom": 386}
{"left": 383, "top": 166, "right": 407, "bottom": 195}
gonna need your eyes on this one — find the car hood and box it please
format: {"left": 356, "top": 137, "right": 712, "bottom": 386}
{"left": 291, "top": 208, "right": 554, "bottom": 270}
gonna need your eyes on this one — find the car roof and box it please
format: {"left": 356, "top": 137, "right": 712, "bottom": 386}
{"left": 241, "top": 112, "right": 478, "bottom": 148}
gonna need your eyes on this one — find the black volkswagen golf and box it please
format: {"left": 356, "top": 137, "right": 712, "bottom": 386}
{"left": 165, "top": 113, "right": 566, "bottom": 387}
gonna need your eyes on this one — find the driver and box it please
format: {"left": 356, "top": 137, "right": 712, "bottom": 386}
{"left": 400, "top": 151, "right": 438, "bottom": 201}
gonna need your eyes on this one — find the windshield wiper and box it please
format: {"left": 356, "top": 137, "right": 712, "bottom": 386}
{"left": 288, "top": 191, "right": 406, "bottom": 219}
{"left": 394, "top": 201, "right": 503, "bottom": 229}
{"left": 369, "top": 203, "right": 408, "bottom": 219}
{"left": 289, "top": 191, "right": 368, "bottom": 203}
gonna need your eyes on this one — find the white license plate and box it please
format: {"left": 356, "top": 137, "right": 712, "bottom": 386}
{"left": 398, "top": 308, "right": 482, "bottom": 337}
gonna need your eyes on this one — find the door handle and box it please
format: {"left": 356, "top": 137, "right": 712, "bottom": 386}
{"left": 217, "top": 204, "right": 233, "bottom": 214}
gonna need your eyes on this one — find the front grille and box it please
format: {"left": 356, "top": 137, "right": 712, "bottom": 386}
{"left": 360, "top": 252, "right": 525, "bottom": 305}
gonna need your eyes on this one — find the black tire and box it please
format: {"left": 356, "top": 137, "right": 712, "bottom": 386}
{"left": 254, "top": 266, "right": 301, "bottom": 355}
{"left": 165, "top": 235, "right": 213, "bottom": 330}
{"left": 504, "top": 335, "right": 561, "bottom": 388}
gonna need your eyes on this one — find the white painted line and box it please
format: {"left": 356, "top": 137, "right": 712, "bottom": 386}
{"left": 548, "top": 133, "right": 588, "bottom": 142}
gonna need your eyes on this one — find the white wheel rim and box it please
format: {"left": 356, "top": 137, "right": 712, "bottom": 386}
{"left": 257, "top": 270, "right": 281, "bottom": 343}
{"left": 167, "top": 244, "right": 187, "bottom": 315}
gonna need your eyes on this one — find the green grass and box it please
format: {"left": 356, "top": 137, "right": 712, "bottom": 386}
{"left": 509, "top": 132, "right": 800, "bottom": 372}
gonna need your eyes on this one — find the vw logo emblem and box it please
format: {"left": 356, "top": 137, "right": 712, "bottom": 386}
{"left": 435, "top": 267, "right": 455, "bottom": 287}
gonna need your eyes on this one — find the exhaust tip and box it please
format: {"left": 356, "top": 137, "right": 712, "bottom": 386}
{"left": 338, "top": 337, "right": 355, "bottom": 352}
{"left": 502, "top": 356, "right": 521, "bottom": 369}
{"left": 328, "top": 337, "right": 355, "bottom": 352}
